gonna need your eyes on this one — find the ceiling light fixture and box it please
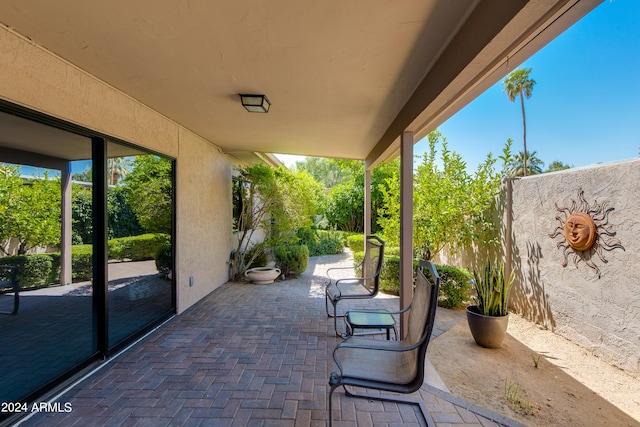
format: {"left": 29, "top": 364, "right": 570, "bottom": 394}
{"left": 239, "top": 94, "right": 271, "bottom": 113}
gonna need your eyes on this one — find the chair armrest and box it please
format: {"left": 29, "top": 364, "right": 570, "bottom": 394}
{"left": 331, "top": 276, "right": 369, "bottom": 299}
{"left": 335, "top": 273, "right": 378, "bottom": 286}
{"left": 344, "top": 303, "right": 411, "bottom": 318}
{"left": 326, "top": 260, "right": 364, "bottom": 281}
{"left": 0, "top": 265, "right": 18, "bottom": 284}
{"left": 335, "top": 338, "right": 421, "bottom": 352}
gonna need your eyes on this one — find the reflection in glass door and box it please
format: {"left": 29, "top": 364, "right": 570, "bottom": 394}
{"left": 0, "top": 108, "right": 175, "bottom": 417}
{"left": 106, "top": 145, "right": 174, "bottom": 349}
{"left": 0, "top": 119, "right": 96, "bottom": 405}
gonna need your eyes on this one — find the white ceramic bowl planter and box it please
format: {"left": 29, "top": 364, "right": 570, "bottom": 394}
{"left": 244, "top": 267, "right": 281, "bottom": 284}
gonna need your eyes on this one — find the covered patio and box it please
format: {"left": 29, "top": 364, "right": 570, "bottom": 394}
{"left": 0, "top": 0, "right": 607, "bottom": 422}
{"left": 19, "top": 253, "right": 523, "bottom": 427}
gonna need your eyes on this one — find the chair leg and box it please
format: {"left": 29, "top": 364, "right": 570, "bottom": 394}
{"left": 325, "top": 297, "right": 345, "bottom": 337}
{"left": 0, "top": 291, "right": 18, "bottom": 315}
{"left": 325, "top": 294, "right": 333, "bottom": 317}
{"left": 328, "top": 374, "right": 342, "bottom": 427}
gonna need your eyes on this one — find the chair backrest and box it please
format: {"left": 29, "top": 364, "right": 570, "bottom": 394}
{"left": 400, "top": 259, "right": 440, "bottom": 391}
{"left": 406, "top": 259, "right": 440, "bottom": 346}
{"left": 362, "top": 236, "right": 385, "bottom": 293}
{"left": 0, "top": 265, "right": 18, "bottom": 292}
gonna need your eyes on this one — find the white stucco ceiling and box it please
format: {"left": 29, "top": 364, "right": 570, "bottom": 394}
{"left": 0, "top": 0, "right": 601, "bottom": 164}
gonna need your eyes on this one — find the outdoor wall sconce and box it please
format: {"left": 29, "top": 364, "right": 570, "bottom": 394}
{"left": 240, "top": 94, "right": 271, "bottom": 113}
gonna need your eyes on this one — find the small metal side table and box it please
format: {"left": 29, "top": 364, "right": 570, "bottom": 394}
{"left": 344, "top": 309, "right": 397, "bottom": 340}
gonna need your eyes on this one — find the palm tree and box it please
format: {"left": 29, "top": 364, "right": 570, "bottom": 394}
{"left": 503, "top": 68, "right": 536, "bottom": 176}
{"left": 107, "top": 157, "right": 132, "bottom": 186}
{"left": 507, "top": 151, "right": 544, "bottom": 177}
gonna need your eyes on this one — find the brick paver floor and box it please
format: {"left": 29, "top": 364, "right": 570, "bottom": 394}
{"left": 17, "top": 252, "right": 524, "bottom": 427}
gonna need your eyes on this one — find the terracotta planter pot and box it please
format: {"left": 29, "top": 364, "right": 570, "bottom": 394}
{"left": 466, "top": 305, "right": 509, "bottom": 349}
{"left": 244, "top": 267, "right": 281, "bottom": 284}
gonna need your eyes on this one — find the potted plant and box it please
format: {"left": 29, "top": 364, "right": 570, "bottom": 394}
{"left": 466, "top": 260, "right": 514, "bottom": 348}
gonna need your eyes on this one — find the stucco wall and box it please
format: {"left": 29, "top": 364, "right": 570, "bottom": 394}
{"left": 0, "top": 24, "right": 237, "bottom": 314}
{"left": 433, "top": 159, "right": 640, "bottom": 377}
{"left": 509, "top": 159, "right": 640, "bottom": 376}
{"left": 175, "top": 128, "right": 236, "bottom": 313}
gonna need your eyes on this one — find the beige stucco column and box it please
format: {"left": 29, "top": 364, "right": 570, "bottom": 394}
{"left": 364, "top": 168, "right": 371, "bottom": 238}
{"left": 399, "top": 131, "right": 414, "bottom": 337}
{"left": 60, "top": 162, "right": 72, "bottom": 285}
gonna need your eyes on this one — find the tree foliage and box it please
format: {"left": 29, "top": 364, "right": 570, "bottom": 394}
{"left": 378, "top": 131, "right": 504, "bottom": 258}
{"left": 72, "top": 185, "right": 93, "bottom": 244}
{"left": 0, "top": 165, "right": 61, "bottom": 255}
{"left": 324, "top": 179, "right": 364, "bottom": 232}
{"left": 321, "top": 158, "right": 398, "bottom": 232}
{"left": 231, "top": 164, "right": 320, "bottom": 279}
{"left": 294, "top": 157, "right": 347, "bottom": 189}
{"left": 546, "top": 160, "right": 571, "bottom": 172}
{"left": 123, "top": 155, "right": 173, "bottom": 234}
{"left": 108, "top": 186, "right": 144, "bottom": 239}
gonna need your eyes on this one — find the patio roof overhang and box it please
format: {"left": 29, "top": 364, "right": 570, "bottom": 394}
{"left": 0, "top": 0, "right": 601, "bottom": 166}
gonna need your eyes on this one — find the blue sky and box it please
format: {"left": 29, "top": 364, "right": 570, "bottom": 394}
{"left": 430, "top": 0, "right": 640, "bottom": 172}
{"left": 278, "top": 0, "right": 640, "bottom": 171}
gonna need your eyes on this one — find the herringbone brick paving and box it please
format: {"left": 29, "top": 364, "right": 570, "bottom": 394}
{"left": 19, "top": 252, "right": 524, "bottom": 427}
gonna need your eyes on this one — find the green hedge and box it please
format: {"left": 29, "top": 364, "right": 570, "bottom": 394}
{"left": 0, "top": 254, "right": 53, "bottom": 290}
{"left": 346, "top": 234, "right": 364, "bottom": 253}
{"left": 0, "top": 233, "right": 169, "bottom": 289}
{"left": 353, "top": 252, "right": 407, "bottom": 296}
{"left": 154, "top": 240, "right": 172, "bottom": 273}
{"left": 352, "top": 251, "right": 471, "bottom": 308}
{"left": 275, "top": 244, "right": 309, "bottom": 277}
{"left": 436, "top": 264, "right": 472, "bottom": 308}
{"left": 297, "top": 229, "right": 345, "bottom": 256}
{"left": 108, "top": 233, "right": 170, "bottom": 261}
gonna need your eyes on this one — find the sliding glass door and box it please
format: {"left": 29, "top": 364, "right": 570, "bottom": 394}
{"left": 0, "top": 106, "right": 175, "bottom": 418}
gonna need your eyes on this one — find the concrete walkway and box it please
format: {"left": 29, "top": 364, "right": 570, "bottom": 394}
{"left": 18, "top": 252, "right": 524, "bottom": 427}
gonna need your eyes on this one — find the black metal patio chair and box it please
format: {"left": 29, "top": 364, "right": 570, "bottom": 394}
{"left": 328, "top": 259, "right": 440, "bottom": 426}
{"left": 0, "top": 265, "right": 19, "bottom": 315}
{"left": 325, "top": 235, "right": 385, "bottom": 336}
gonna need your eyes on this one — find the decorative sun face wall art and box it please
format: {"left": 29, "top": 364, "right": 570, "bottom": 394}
{"left": 549, "top": 189, "right": 625, "bottom": 279}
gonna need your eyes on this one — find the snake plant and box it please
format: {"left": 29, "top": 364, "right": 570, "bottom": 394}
{"left": 473, "top": 260, "right": 514, "bottom": 316}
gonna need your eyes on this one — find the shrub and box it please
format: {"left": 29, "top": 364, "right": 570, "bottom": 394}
{"left": 244, "top": 242, "right": 268, "bottom": 269}
{"left": 437, "top": 265, "right": 472, "bottom": 309}
{"left": 67, "top": 244, "right": 94, "bottom": 281}
{"left": 384, "top": 246, "right": 400, "bottom": 257}
{"left": 275, "top": 244, "right": 309, "bottom": 277}
{"left": 352, "top": 253, "right": 411, "bottom": 296}
{"left": 298, "top": 228, "right": 345, "bottom": 256}
{"left": 352, "top": 252, "right": 471, "bottom": 307}
{"left": 0, "top": 254, "right": 53, "bottom": 290}
{"left": 296, "top": 227, "right": 317, "bottom": 246}
{"left": 109, "top": 233, "right": 170, "bottom": 261}
{"left": 47, "top": 253, "right": 61, "bottom": 285}
{"left": 296, "top": 228, "right": 345, "bottom": 257}
{"left": 335, "top": 230, "right": 358, "bottom": 246}
{"left": 72, "top": 245, "right": 93, "bottom": 256}
{"left": 346, "top": 234, "right": 364, "bottom": 253}
{"left": 72, "top": 253, "right": 93, "bottom": 281}
{"left": 314, "top": 233, "right": 344, "bottom": 256}
{"left": 154, "top": 241, "right": 172, "bottom": 273}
